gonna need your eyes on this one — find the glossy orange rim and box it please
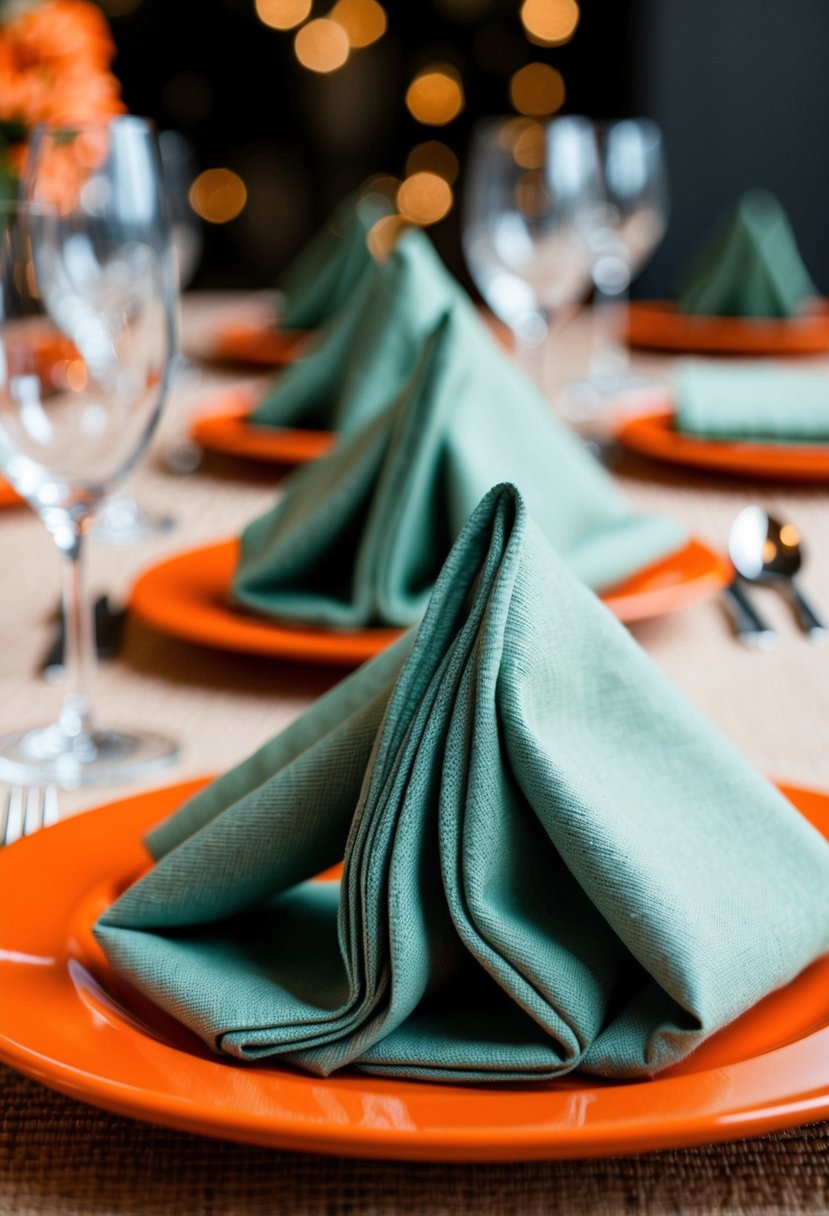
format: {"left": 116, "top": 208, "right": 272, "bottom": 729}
{"left": 0, "top": 778, "right": 827, "bottom": 1160}
{"left": 616, "top": 405, "right": 829, "bottom": 482}
{"left": 0, "top": 480, "right": 23, "bottom": 508}
{"left": 129, "top": 537, "right": 729, "bottom": 667}
{"left": 191, "top": 388, "right": 333, "bottom": 465}
{"left": 209, "top": 321, "right": 311, "bottom": 367}
{"left": 625, "top": 300, "right": 829, "bottom": 355}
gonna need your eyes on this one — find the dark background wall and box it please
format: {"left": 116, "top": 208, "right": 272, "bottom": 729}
{"left": 100, "top": 0, "right": 828, "bottom": 295}
{"left": 632, "top": 0, "right": 829, "bottom": 297}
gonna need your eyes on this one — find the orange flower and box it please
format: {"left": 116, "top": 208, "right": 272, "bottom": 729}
{"left": 0, "top": 0, "right": 125, "bottom": 139}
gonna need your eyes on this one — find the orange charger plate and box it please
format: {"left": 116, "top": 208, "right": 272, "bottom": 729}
{"left": 129, "top": 537, "right": 730, "bottom": 667}
{"left": 625, "top": 300, "right": 829, "bottom": 355}
{"left": 0, "top": 480, "right": 23, "bottom": 508}
{"left": 0, "top": 777, "right": 828, "bottom": 1160}
{"left": 616, "top": 405, "right": 829, "bottom": 482}
{"left": 191, "top": 388, "right": 332, "bottom": 466}
{"left": 208, "top": 321, "right": 311, "bottom": 368}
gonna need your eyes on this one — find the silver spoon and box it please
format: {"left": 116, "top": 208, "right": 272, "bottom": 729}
{"left": 729, "top": 507, "right": 826, "bottom": 642}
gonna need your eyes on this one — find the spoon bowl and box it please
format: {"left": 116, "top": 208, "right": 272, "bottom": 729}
{"left": 729, "top": 507, "right": 824, "bottom": 640}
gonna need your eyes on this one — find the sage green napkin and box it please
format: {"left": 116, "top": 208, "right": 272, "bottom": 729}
{"left": 277, "top": 191, "right": 392, "bottom": 332}
{"left": 675, "top": 361, "right": 829, "bottom": 443}
{"left": 234, "top": 304, "right": 685, "bottom": 628}
{"left": 95, "top": 483, "right": 829, "bottom": 1083}
{"left": 677, "top": 189, "right": 817, "bottom": 318}
{"left": 252, "top": 228, "right": 460, "bottom": 434}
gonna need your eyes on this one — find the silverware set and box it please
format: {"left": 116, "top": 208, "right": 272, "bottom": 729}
{"left": 1, "top": 785, "right": 59, "bottom": 848}
{"left": 724, "top": 507, "right": 825, "bottom": 648}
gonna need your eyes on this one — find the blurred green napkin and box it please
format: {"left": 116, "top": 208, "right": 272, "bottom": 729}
{"left": 234, "top": 304, "right": 684, "bottom": 628}
{"left": 677, "top": 189, "right": 817, "bottom": 318}
{"left": 675, "top": 361, "right": 829, "bottom": 443}
{"left": 252, "top": 228, "right": 460, "bottom": 433}
{"left": 96, "top": 483, "right": 829, "bottom": 1083}
{"left": 277, "top": 190, "right": 392, "bottom": 332}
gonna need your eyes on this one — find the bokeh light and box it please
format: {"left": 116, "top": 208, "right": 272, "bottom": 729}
{"left": 360, "top": 174, "right": 401, "bottom": 205}
{"left": 511, "top": 119, "right": 545, "bottom": 168}
{"left": 366, "top": 213, "right": 411, "bottom": 261}
{"left": 397, "top": 172, "right": 454, "bottom": 225}
{"left": 509, "top": 63, "right": 565, "bottom": 116}
{"left": 294, "top": 18, "right": 350, "bottom": 72}
{"left": 189, "top": 168, "right": 247, "bottom": 224}
{"left": 520, "top": 0, "right": 580, "bottom": 46}
{"left": 331, "top": 0, "right": 387, "bottom": 48}
{"left": 255, "top": 0, "right": 311, "bottom": 30}
{"left": 405, "top": 66, "right": 465, "bottom": 126}
{"left": 405, "top": 140, "right": 459, "bottom": 184}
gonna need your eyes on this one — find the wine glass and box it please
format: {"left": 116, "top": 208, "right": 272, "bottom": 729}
{"left": 0, "top": 118, "right": 179, "bottom": 788}
{"left": 560, "top": 118, "right": 669, "bottom": 419}
{"left": 462, "top": 115, "right": 596, "bottom": 389}
{"left": 52, "top": 127, "right": 202, "bottom": 546}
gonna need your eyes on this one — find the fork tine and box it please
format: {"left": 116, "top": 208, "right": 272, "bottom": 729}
{"left": 3, "top": 787, "right": 25, "bottom": 846}
{"left": 42, "top": 785, "right": 60, "bottom": 828}
{"left": 23, "top": 787, "right": 45, "bottom": 837}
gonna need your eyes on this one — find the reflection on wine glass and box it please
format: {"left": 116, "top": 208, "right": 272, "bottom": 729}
{"left": 561, "top": 118, "right": 669, "bottom": 419}
{"left": 0, "top": 119, "right": 179, "bottom": 788}
{"left": 462, "top": 116, "right": 596, "bottom": 388}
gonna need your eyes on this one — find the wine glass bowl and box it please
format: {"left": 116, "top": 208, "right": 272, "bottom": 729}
{"left": 462, "top": 116, "right": 596, "bottom": 365}
{"left": 0, "top": 118, "right": 179, "bottom": 788}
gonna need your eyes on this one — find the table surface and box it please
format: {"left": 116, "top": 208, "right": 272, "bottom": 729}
{"left": 1, "top": 294, "right": 828, "bottom": 1215}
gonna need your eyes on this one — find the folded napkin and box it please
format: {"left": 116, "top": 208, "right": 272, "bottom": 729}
{"left": 677, "top": 189, "right": 817, "bottom": 318}
{"left": 96, "top": 483, "right": 829, "bottom": 1083}
{"left": 234, "top": 304, "right": 684, "bottom": 628}
{"left": 252, "top": 228, "right": 461, "bottom": 434}
{"left": 675, "top": 361, "right": 829, "bottom": 443}
{"left": 277, "top": 190, "right": 392, "bottom": 332}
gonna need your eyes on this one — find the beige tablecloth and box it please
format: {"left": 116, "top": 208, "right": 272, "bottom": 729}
{"left": 1, "top": 295, "right": 828, "bottom": 1214}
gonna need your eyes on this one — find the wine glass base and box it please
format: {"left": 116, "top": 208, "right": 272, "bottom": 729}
{"left": 0, "top": 725, "right": 179, "bottom": 790}
{"left": 93, "top": 497, "right": 175, "bottom": 547}
{"left": 558, "top": 372, "right": 659, "bottom": 423}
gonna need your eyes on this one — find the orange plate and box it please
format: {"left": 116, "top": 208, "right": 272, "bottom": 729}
{"left": 0, "top": 480, "right": 23, "bottom": 508}
{"left": 616, "top": 405, "right": 829, "bottom": 482}
{"left": 0, "top": 778, "right": 828, "bottom": 1160}
{"left": 208, "top": 321, "right": 311, "bottom": 368}
{"left": 129, "top": 537, "right": 729, "bottom": 667}
{"left": 191, "top": 388, "right": 333, "bottom": 466}
{"left": 625, "top": 299, "right": 829, "bottom": 356}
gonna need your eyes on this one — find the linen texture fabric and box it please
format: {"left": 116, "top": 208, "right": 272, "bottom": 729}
{"left": 96, "top": 484, "right": 829, "bottom": 1084}
{"left": 677, "top": 189, "right": 817, "bottom": 319}
{"left": 675, "top": 361, "right": 829, "bottom": 443}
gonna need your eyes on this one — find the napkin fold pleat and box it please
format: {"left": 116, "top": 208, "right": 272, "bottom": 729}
{"left": 97, "top": 484, "right": 829, "bottom": 1083}
{"left": 234, "top": 305, "right": 685, "bottom": 628}
{"left": 253, "top": 230, "right": 459, "bottom": 433}
{"left": 277, "top": 191, "right": 392, "bottom": 331}
{"left": 675, "top": 361, "right": 829, "bottom": 443}
{"left": 677, "top": 189, "right": 817, "bottom": 318}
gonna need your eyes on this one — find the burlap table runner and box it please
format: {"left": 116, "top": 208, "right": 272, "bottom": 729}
{"left": 1, "top": 1068, "right": 827, "bottom": 1216}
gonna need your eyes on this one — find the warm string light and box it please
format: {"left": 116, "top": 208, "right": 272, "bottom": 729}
{"left": 330, "top": 0, "right": 387, "bottom": 48}
{"left": 189, "top": 169, "right": 248, "bottom": 224}
{"left": 520, "top": 0, "right": 580, "bottom": 47}
{"left": 294, "top": 18, "right": 350, "bottom": 72}
{"left": 405, "top": 65, "right": 465, "bottom": 126}
{"left": 405, "top": 140, "right": 459, "bottom": 184}
{"left": 397, "top": 171, "right": 453, "bottom": 225}
{"left": 509, "top": 62, "right": 565, "bottom": 116}
{"left": 255, "top": 0, "right": 312, "bottom": 30}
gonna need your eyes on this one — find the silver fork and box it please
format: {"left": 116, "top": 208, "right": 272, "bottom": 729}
{"left": 1, "top": 785, "right": 60, "bottom": 847}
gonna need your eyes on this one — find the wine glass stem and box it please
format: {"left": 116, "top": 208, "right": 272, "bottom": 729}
{"left": 51, "top": 511, "right": 96, "bottom": 740}
{"left": 589, "top": 278, "right": 631, "bottom": 384}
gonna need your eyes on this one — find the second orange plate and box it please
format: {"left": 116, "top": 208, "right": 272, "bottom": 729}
{"left": 130, "top": 538, "right": 730, "bottom": 667}
{"left": 208, "top": 320, "right": 311, "bottom": 368}
{"left": 626, "top": 300, "right": 829, "bottom": 356}
{"left": 616, "top": 405, "right": 829, "bottom": 482}
{"left": 191, "top": 387, "right": 332, "bottom": 466}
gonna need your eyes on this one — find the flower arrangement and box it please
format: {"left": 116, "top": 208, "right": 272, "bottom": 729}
{"left": 0, "top": 0, "right": 124, "bottom": 194}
